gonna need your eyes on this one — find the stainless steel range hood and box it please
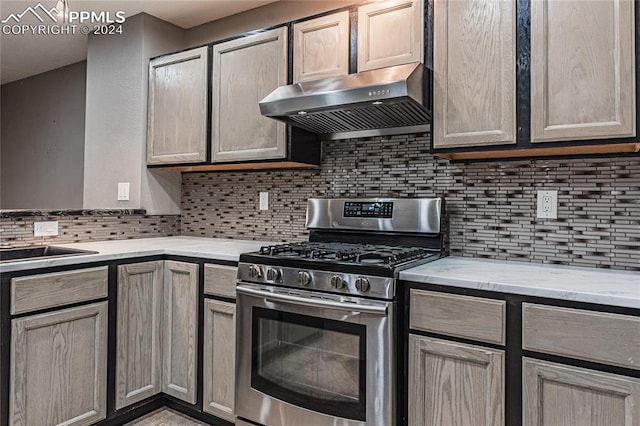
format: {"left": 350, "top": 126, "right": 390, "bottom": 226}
{"left": 259, "top": 62, "right": 431, "bottom": 140}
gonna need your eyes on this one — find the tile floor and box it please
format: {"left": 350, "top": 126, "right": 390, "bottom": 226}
{"left": 125, "top": 408, "right": 208, "bottom": 426}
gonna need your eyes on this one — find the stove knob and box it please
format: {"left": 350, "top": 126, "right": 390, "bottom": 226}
{"left": 248, "top": 264, "right": 263, "bottom": 279}
{"left": 298, "top": 271, "right": 312, "bottom": 286}
{"left": 266, "top": 268, "right": 282, "bottom": 281}
{"left": 355, "top": 277, "right": 370, "bottom": 292}
{"left": 330, "top": 275, "right": 345, "bottom": 289}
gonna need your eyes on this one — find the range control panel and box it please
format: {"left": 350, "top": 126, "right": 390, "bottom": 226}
{"left": 344, "top": 201, "right": 394, "bottom": 218}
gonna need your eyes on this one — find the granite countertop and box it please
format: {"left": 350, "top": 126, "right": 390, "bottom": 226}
{"left": 0, "top": 209, "right": 147, "bottom": 218}
{"left": 401, "top": 256, "right": 640, "bottom": 309}
{"left": 0, "top": 236, "right": 273, "bottom": 273}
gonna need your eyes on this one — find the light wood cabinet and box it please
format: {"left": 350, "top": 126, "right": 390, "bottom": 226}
{"left": 522, "top": 303, "right": 640, "bottom": 370}
{"left": 211, "top": 27, "right": 288, "bottom": 163}
{"left": 410, "top": 289, "right": 506, "bottom": 345}
{"left": 202, "top": 299, "right": 236, "bottom": 423}
{"left": 357, "top": 0, "right": 424, "bottom": 71}
{"left": 432, "top": 0, "right": 516, "bottom": 148}
{"left": 9, "top": 302, "right": 108, "bottom": 426}
{"left": 293, "top": 11, "right": 350, "bottom": 83}
{"left": 408, "top": 335, "right": 504, "bottom": 426}
{"left": 530, "top": 0, "right": 636, "bottom": 143}
{"left": 204, "top": 263, "right": 238, "bottom": 299}
{"left": 162, "top": 260, "right": 199, "bottom": 404}
{"left": 523, "top": 358, "right": 640, "bottom": 426}
{"left": 147, "top": 47, "right": 209, "bottom": 165}
{"left": 115, "top": 261, "right": 163, "bottom": 409}
{"left": 10, "top": 266, "right": 108, "bottom": 315}
{"left": 116, "top": 260, "right": 203, "bottom": 409}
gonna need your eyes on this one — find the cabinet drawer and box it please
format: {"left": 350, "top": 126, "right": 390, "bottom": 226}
{"left": 410, "top": 289, "right": 506, "bottom": 345}
{"left": 523, "top": 303, "right": 640, "bottom": 370}
{"left": 204, "top": 264, "right": 238, "bottom": 299}
{"left": 11, "top": 266, "right": 108, "bottom": 315}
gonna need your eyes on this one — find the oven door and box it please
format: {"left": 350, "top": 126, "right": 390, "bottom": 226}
{"left": 236, "top": 283, "right": 394, "bottom": 426}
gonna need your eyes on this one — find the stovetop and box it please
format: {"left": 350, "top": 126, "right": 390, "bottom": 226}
{"left": 239, "top": 241, "right": 441, "bottom": 278}
{"left": 260, "top": 242, "right": 432, "bottom": 266}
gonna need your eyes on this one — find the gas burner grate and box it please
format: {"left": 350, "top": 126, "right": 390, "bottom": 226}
{"left": 257, "top": 242, "right": 433, "bottom": 267}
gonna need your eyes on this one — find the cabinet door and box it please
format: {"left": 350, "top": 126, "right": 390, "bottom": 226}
{"left": 203, "top": 299, "right": 236, "bottom": 422}
{"left": 212, "top": 27, "right": 288, "bottom": 162}
{"left": 530, "top": 0, "right": 636, "bottom": 142}
{"left": 293, "top": 11, "right": 350, "bottom": 83}
{"left": 162, "top": 261, "right": 199, "bottom": 404}
{"left": 147, "top": 46, "right": 209, "bottom": 165}
{"left": 408, "top": 335, "right": 504, "bottom": 426}
{"left": 523, "top": 358, "right": 640, "bottom": 426}
{"left": 116, "top": 261, "right": 163, "bottom": 409}
{"left": 10, "top": 302, "right": 108, "bottom": 426}
{"left": 357, "top": 0, "right": 424, "bottom": 71}
{"left": 433, "top": 0, "right": 516, "bottom": 148}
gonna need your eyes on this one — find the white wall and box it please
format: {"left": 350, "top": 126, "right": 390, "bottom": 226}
{"left": 83, "top": 13, "right": 185, "bottom": 213}
{"left": 1, "top": 61, "right": 86, "bottom": 209}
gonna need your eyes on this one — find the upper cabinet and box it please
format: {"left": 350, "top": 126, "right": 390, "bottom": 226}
{"left": 530, "top": 0, "right": 636, "bottom": 143}
{"left": 357, "top": 0, "right": 424, "bottom": 71}
{"left": 433, "top": 0, "right": 516, "bottom": 149}
{"left": 211, "top": 27, "right": 288, "bottom": 163}
{"left": 147, "top": 47, "right": 208, "bottom": 165}
{"left": 146, "top": 26, "right": 320, "bottom": 171}
{"left": 293, "top": 11, "right": 350, "bottom": 83}
{"left": 145, "top": 2, "right": 431, "bottom": 169}
{"left": 433, "top": 0, "right": 639, "bottom": 160}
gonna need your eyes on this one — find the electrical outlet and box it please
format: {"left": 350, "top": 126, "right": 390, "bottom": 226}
{"left": 117, "top": 182, "right": 130, "bottom": 201}
{"left": 259, "top": 191, "right": 269, "bottom": 211}
{"left": 536, "top": 190, "right": 558, "bottom": 219}
{"left": 34, "top": 221, "right": 59, "bottom": 237}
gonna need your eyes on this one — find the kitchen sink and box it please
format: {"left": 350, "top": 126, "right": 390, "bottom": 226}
{"left": 0, "top": 246, "right": 98, "bottom": 262}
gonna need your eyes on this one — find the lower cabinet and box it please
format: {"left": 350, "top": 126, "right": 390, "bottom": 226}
{"left": 115, "top": 261, "right": 164, "bottom": 409}
{"left": 203, "top": 299, "right": 237, "bottom": 423}
{"left": 407, "top": 286, "right": 640, "bottom": 426}
{"left": 408, "top": 335, "right": 505, "bottom": 426}
{"left": 522, "top": 303, "right": 640, "bottom": 426}
{"left": 523, "top": 358, "right": 640, "bottom": 426}
{"left": 6, "top": 258, "right": 234, "bottom": 425}
{"left": 116, "top": 260, "right": 199, "bottom": 408}
{"left": 162, "top": 261, "right": 199, "bottom": 404}
{"left": 9, "top": 302, "right": 108, "bottom": 426}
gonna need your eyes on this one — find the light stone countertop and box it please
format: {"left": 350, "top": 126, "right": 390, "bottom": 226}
{"left": 0, "top": 236, "right": 274, "bottom": 273}
{"left": 3, "top": 240, "right": 638, "bottom": 309}
{"left": 400, "top": 256, "right": 640, "bottom": 309}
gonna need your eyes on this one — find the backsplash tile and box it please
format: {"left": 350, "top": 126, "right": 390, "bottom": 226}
{"left": 1, "top": 214, "right": 180, "bottom": 247}
{"left": 182, "top": 134, "right": 640, "bottom": 271}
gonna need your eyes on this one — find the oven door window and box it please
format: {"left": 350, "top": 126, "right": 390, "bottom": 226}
{"left": 251, "top": 307, "right": 367, "bottom": 421}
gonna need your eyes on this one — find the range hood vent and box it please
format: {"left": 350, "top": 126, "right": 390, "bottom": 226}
{"left": 259, "top": 62, "right": 431, "bottom": 140}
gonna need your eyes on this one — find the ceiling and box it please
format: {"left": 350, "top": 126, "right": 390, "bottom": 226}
{"left": 0, "top": 0, "right": 279, "bottom": 84}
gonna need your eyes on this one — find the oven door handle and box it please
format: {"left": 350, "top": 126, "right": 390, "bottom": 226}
{"left": 236, "top": 285, "right": 389, "bottom": 316}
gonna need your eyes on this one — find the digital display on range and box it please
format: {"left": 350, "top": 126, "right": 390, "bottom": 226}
{"left": 343, "top": 202, "right": 393, "bottom": 218}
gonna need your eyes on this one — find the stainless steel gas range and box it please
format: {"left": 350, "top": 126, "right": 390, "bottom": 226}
{"left": 235, "top": 198, "right": 444, "bottom": 426}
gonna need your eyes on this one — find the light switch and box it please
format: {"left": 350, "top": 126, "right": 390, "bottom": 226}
{"left": 118, "top": 182, "right": 130, "bottom": 201}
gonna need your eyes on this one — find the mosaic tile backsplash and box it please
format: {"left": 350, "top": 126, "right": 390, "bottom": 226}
{"left": 182, "top": 134, "right": 640, "bottom": 271}
{"left": 1, "top": 214, "right": 180, "bottom": 247}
